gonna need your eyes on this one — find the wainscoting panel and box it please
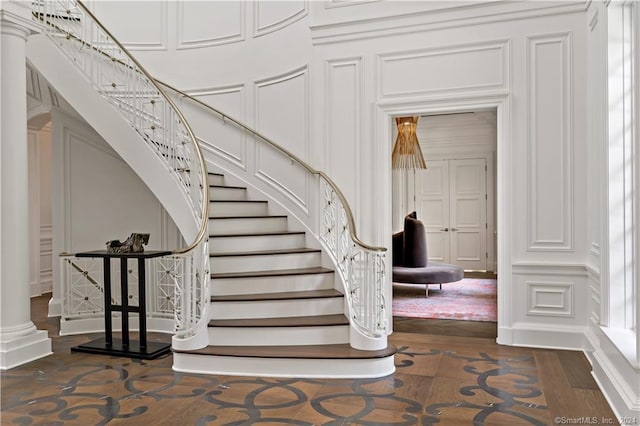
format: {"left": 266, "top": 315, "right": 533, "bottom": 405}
{"left": 254, "top": 68, "right": 309, "bottom": 210}
{"left": 526, "top": 280, "right": 574, "bottom": 317}
{"left": 182, "top": 86, "right": 247, "bottom": 170}
{"left": 526, "top": 32, "right": 573, "bottom": 251}
{"left": 89, "top": 1, "right": 168, "bottom": 50}
{"left": 378, "top": 40, "right": 508, "bottom": 99}
{"left": 254, "top": 0, "right": 308, "bottom": 37}
{"left": 325, "top": 58, "right": 362, "bottom": 220}
{"left": 177, "top": 1, "right": 245, "bottom": 49}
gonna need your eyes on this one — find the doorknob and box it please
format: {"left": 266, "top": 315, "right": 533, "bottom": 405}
{"left": 440, "top": 227, "right": 449, "bottom": 232}
{"left": 451, "top": 227, "right": 459, "bottom": 231}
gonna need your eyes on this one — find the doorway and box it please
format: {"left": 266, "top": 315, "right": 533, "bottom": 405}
{"left": 391, "top": 110, "right": 498, "bottom": 325}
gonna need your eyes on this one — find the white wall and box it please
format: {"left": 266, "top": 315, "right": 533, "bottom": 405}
{"left": 48, "top": 107, "right": 181, "bottom": 318}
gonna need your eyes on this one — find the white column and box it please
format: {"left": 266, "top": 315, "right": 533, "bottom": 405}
{"left": 0, "top": 10, "right": 52, "bottom": 369}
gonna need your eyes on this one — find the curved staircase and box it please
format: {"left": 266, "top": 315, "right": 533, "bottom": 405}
{"left": 29, "top": 0, "right": 395, "bottom": 378}
{"left": 173, "top": 171, "right": 396, "bottom": 378}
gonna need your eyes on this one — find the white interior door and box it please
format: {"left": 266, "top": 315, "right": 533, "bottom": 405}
{"left": 417, "top": 158, "right": 488, "bottom": 270}
{"left": 450, "top": 158, "right": 487, "bottom": 270}
{"left": 418, "top": 160, "right": 449, "bottom": 262}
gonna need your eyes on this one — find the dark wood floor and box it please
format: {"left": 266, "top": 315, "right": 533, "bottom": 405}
{"left": 0, "top": 295, "right": 618, "bottom": 425}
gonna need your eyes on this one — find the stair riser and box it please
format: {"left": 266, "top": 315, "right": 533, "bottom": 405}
{"left": 173, "top": 354, "right": 396, "bottom": 378}
{"left": 210, "top": 297, "right": 344, "bottom": 320}
{"left": 208, "top": 325, "right": 349, "bottom": 346}
{"left": 209, "top": 217, "right": 288, "bottom": 235}
{"left": 210, "top": 202, "right": 268, "bottom": 218}
{"left": 209, "top": 234, "right": 306, "bottom": 254}
{"left": 210, "top": 252, "right": 321, "bottom": 274}
{"left": 210, "top": 187, "right": 247, "bottom": 200}
{"left": 209, "top": 174, "right": 224, "bottom": 186}
{"left": 211, "top": 273, "right": 335, "bottom": 296}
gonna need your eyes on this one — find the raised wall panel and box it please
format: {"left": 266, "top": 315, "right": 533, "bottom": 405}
{"left": 26, "top": 65, "right": 40, "bottom": 100}
{"left": 90, "top": 1, "right": 168, "bottom": 50}
{"left": 527, "top": 281, "right": 574, "bottom": 317}
{"left": 254, "top": 1, "right": 308, "bottom": 37}
{"left": 177, "top": 2, "right": 245, "bottom": 49}
{"left": 526, "top": 33, "right": 573, "bottom": 251}
{"left": 64, "top": 126, "right": 165, "bottom": 252}
{"left": 378, "top": 41, "right": 508, "bottom": 99}
{"left": 255, "top": 68, "right": 309, "bottom": 211}
{"left": 325, "top": 58, "right": 362, "bottom": 219}
{"left": 185, "top": 86, "right": 246, "bottom": 169}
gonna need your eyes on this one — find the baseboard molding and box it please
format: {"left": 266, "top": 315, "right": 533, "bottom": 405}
{"left": 498, "top": 322, "right": 586, "bottom": 350}
{"left": 0, "top": 330, "right": 52, "bottom": 370}
{"left": 60, "top": 316, "right": 174, "bottom": 336}
{"left": 48, "top": 297, "right": 62, "bottom": 317}
{"left": 585, "top": 328, "right": 640, "bottom": 421}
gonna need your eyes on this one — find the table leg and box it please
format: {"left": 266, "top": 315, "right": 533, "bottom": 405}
{"left": 103, "top": 257, "right": 112, "bottom": 347}
{"left": 120, "top": 258, "right": 129, "bottom": 348}
{"left": 138, "top": 258, "right": 147, "bottom": 351}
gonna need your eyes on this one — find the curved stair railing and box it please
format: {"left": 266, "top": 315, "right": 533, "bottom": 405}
{"left": 33, "top": 1, "right": 210, "bottom": 343}
{"left": 157, "top": 81, "right": 389, "bottom": 339}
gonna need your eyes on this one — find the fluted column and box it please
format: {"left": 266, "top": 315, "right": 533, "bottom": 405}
{"left": 0, "top": 5, "right": 52, "bottom": 369}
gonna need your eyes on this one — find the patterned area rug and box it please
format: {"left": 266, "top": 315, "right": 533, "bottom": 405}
{"left": 392, "top": 278, "right": 497, "bottom": 322}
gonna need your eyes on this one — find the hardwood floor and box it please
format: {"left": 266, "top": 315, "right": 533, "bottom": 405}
{"left": 0, "top": 295, "right": 618, "bottom": 425}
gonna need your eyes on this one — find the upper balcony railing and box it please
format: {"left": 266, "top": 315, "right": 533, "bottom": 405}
{"left": 32, "top": 0, "right": 209, "bottom": 341}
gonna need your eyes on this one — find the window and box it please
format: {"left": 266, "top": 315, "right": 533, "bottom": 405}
{"left": 605, "top": 0, "right": 638, "bottom": 366}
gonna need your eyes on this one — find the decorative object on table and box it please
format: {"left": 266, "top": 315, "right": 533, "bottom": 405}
{"left": 106, "top": 233, "right": 150, "bottom": 253}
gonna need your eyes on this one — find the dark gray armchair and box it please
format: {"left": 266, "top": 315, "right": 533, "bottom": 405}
{"left": 392, "top": 212, "right": 464, "bottom": 297}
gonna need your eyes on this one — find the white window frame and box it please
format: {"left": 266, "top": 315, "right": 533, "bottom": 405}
{"left": 604, "top": 0, "right": 639, "bottom": 368}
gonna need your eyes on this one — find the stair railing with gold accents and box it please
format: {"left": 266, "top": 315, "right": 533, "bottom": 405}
{"left": 157, "top": 81, "right": 389, "bottom": 340}
{"left": 33, "top": 1, "right": 209, "bottom": 345}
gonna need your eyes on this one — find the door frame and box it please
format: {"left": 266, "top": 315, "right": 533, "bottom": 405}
{"left": 375, "top": 94, "right": 512, "bottom": 342}
{"left": 416, "top": 154, "right": 496, "bottom": 272}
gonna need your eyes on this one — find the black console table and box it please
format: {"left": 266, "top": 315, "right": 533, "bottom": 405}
{"left": 71, "top": 250, "right": 172, "bottom": 359}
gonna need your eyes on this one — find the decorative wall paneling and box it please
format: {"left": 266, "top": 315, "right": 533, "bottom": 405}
{"left": 179, "top": 85, "right": 247, "bottom": 170}
{"left": 254, "top": 67, "right": 310, "bottom": 213}
{"left": 89, "top": 1, "right": 168, "bottom": 51}
{"left": 325, "top": 57, "right": 363, "bottom": 225}
{"left": 310, "top": 1, "right": 587, "bottom": 45}
{"left": 177, "top": 2, "right": 245, "bottom": 49}
{"left": 254, "top": 0, "right": 307, "bottom": 38}
{"left": 377, "top": 40, "right": 509, "bottom": 100}
{"left": 526, "top": 33, "right": 573, "bottom": 252}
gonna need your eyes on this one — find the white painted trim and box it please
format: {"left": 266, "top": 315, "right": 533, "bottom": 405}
{"left": 87, "top": 0, "right": 169, "bottom": 51}
{"left": 586, "top": 327, "right": 640, "bottom": 420}
{"left": 253, "top": 0, "right": 308, "bottom": 38}
{"left": 375, "top": 93, "right": 511, "bottom": 343}
{"left": 310, "top": 2, "right": 587, "bottom": 45}
{"left": 377, "top": 40, "right": 509, "bottom": 99}
{"left": 0, "top": 330, "right": 51, "bottom": 370}
{"left": 176, "top": 1, "right": 245, "bottom": 49}
{"left": 173, "top": 352, "right": 395, "bottom": 379}
{"left": 526, "top": 280, "right": 575, "bottom": 318}
{"left": 501, "top": 322, "right": 586, "bottom": 350}
{"left": 526, "top": 32, "right": 574, "bottom": 252}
